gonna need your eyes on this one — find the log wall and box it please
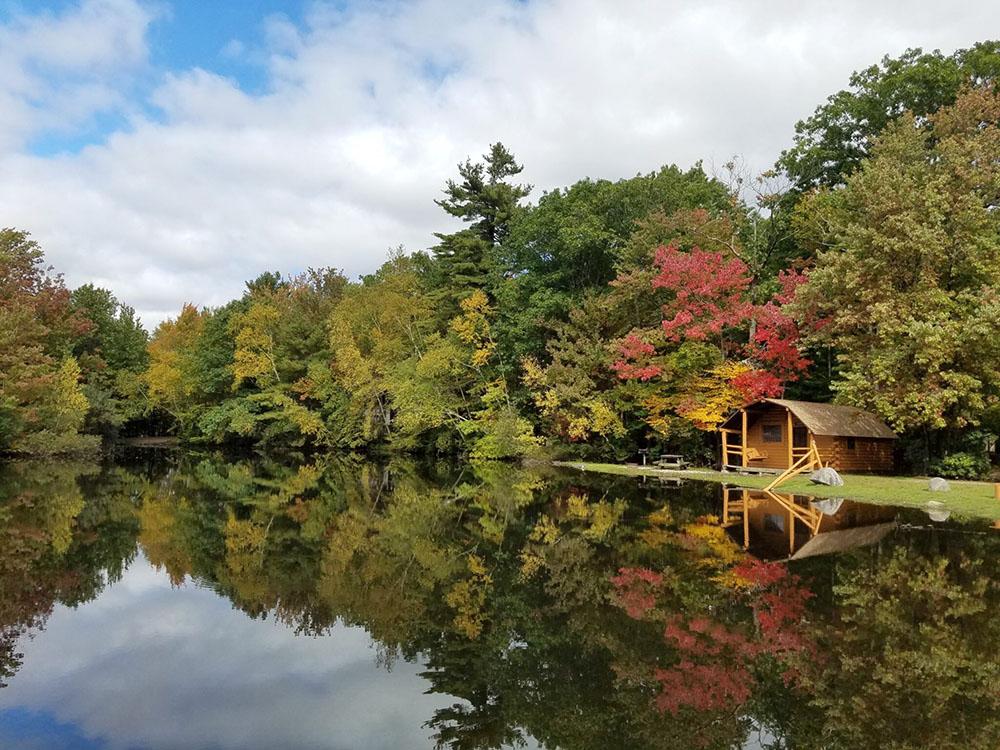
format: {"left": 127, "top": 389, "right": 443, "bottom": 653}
{"left": 812, "top": 434, "right": 894, "bottom": 473}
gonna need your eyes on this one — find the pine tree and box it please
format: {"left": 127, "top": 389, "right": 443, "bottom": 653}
{"left": 431, "top": 143, "right": 531, "bottom": 312}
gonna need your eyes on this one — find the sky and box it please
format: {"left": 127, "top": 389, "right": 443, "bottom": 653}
{"left": 1, "top": 0, "right": 998, "bottom": 327}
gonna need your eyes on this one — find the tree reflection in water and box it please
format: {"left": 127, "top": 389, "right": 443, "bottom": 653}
{"left": 1, "top": 450, "right": 1000, "bottom": 749}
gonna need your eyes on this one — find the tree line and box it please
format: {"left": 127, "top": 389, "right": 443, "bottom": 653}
{"left": 2, "top": 42, "right": 1000, "bottom": 474}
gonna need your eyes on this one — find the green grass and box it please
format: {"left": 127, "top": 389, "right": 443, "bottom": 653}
{"left": 552, "top": 460, "right": 1000, "bottom": 521}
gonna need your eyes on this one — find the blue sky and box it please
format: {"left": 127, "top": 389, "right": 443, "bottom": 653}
{"left": 144, "top": 1, "right": 309, "bottom": 91}
{"left": 0, "top": 707, "right": 106, "bottom": 750}
{"left": 0, "top": 0, "right": 996, "bottom": 326}
{"left": 7, "top": 0, "right": 312, "bottom": 155}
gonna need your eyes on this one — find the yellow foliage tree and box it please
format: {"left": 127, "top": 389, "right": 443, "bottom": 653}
{"left": 450, "top": 289, "right": 496, "bottom": 367}
{"left": 667, "top": 361, "right": 754, "bottom": 431}
{"left": 230, "top": 301, "right": 281, "bottom": 389}
{"left": 144, "top": 303, "right": 205, "bottom": 423}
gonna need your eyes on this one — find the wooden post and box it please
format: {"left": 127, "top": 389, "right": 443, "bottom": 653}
{"left": 742, "top": 489, "right": 750, "bottom": 549}
{"left": 741, "top": 409, "right": 748, "bottom": 468}
{"left": 789, "top": 504, "right": 795, "bottom": 555}
{"left": 786, "top": 408, "right": 793, "bottom": 469}
{"left": 995, "top": 483, "right": 1000, "bottom": 501}
{"left": 721, "top": 430, "right": 729, "bottom": 468}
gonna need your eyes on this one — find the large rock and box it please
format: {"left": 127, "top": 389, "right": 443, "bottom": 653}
{"left": 929, "top": 477, "right": 951, "bottom": 492}
{"left": 809, "top": 467, "right": 844, "bottom": 487}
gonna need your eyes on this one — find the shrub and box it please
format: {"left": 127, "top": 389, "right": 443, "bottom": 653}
{"left": 928, "top": 452, "right": 990, "bottom": 480}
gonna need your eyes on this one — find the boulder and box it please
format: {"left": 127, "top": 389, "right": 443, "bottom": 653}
{"left": 809, "top": 467, "right": 844, "bottom": 487}
{"left": 929, "top": 477, "right": 951, "bottom": 492}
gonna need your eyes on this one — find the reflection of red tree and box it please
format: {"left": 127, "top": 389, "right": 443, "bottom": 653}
{"left": 657, "top": 617, "right": 755, "bottom": 713}
{"left": 610, "top": 567, "right": 664, "bottom": 619}
{"left": 611, "top": 559, "right": 816, "bottom": 716}
{"left": 734, "top": 558, "right": 816, "bottom": 672}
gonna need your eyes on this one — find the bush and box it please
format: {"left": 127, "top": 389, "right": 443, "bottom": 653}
{"left": 928, "top": 452, "right": 990, "bottom": 480}
{"left": 10, "top": 429, "right": 101, "bottom": 456}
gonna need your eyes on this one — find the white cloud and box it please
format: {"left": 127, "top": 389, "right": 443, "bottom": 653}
{"left": 1, "top": 0, "right": 998, "bottom": 327}
{"left": 0, "top": 0, "right": 154, "bottom": 149}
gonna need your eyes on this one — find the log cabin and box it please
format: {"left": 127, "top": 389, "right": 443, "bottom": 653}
{"left": 719, "top": 398, "right": 896, "bottom": 473}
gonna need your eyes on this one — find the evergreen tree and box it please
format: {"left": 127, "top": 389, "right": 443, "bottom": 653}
{"left": 431, "top": 143, "right": 531, "bottom": 313}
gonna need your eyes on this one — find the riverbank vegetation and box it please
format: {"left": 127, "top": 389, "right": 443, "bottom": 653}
{"left": 3, "top": 43, "right": 1000, "bottom": 476}
{"left": 0, "top": 229, "right": 148, "bottom": 455}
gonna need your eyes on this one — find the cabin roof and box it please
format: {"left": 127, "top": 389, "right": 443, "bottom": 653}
{"left": 790, "top": 521, "right": 897, "bottom": 560}
{"left": 723, "top": 398, "right": 896, "bottom": 439}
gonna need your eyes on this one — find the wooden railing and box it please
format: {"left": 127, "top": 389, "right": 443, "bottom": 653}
{"left": 723, "top": 447, "right": 744, "bottom": 465}
{"left": 764, "top": 441, "right": 824, "bottom": 491}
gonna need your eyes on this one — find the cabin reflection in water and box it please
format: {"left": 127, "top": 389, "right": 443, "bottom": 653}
{"left": 721, "top": 487, "right": 897, "bottom": 560}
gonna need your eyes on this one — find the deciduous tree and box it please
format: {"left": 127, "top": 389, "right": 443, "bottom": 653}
{"left": 792, "top": 86, "right": 1000, "bottom": 432}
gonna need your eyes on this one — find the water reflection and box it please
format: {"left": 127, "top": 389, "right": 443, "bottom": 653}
{"left": 2, "top": 557, "right": 453, "bottom": 750}
{"left": 722, "top": 488, "right": 897, "bottom": 559}
{"left": 1, "top": 452, "right": 999, "bottom": 750}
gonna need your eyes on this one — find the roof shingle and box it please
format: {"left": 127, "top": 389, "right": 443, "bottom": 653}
{"left": 763, "top": 398, "right": 896, "bottom": 439}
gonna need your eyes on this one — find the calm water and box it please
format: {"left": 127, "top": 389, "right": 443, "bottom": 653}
{"left": 2, "top": 450, "right": 999, "bottom": 750}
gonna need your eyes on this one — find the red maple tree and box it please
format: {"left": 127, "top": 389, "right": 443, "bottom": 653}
{"left": 612, "top": 243, "right": 810, "bottom": 409}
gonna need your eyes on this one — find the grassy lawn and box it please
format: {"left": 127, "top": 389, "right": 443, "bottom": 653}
{"left": 552, "top": 460, "right": 1000, "bottom": 521}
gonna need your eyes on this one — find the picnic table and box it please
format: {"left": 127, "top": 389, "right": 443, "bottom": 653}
{"left": 654, "top": 453, "right": 689, "bottom": 470}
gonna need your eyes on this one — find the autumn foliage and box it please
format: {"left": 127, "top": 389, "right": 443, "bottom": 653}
{"left": 653, "top": 245, "right": 754, "bottom": 343}
{"left": 611, "top": 243, "right": 809, "bottom": 430}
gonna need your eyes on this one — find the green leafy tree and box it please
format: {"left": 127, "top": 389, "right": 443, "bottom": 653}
{"left": 193, "top": 270, "right": 346, "bottom": 447}
{"left": 329, "top": 252, "right": 445, "bottom": 447}
{"left": 492, "top": 164, "right": 729, "bottom": 363}
{"left": 69, "top": 283, "right": 149, "bottom": 435}
{"left": 779, "top": 41, "right": 1000, "bottom": 192}
{"left": 792, "top": 86, "right": 1000, "bottom": 432}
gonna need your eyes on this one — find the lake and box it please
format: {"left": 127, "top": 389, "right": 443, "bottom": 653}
{"left": 2, "top": 449, "right": 999, "bottom": 750}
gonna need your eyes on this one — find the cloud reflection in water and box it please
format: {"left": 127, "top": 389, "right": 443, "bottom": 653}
{"left": 0, "top": 554, "right": 454, "bottom": 750}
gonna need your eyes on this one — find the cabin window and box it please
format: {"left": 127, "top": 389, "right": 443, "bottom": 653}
{"left": 762, "top": 424, "right": 782, "bottom": 443}
{"left": 847, "top": 436, "right": 857, "bottom": 450}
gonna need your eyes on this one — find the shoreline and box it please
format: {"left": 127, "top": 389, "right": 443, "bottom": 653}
{"left": 552, "top": 460, "right": 1000, "bottom": 521}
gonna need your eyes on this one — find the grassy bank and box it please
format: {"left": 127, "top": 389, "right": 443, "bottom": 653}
{"left": 553, "top": 460, "right": 1000, "bottom": 521}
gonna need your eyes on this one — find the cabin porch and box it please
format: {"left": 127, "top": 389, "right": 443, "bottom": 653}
{"left": 720, "top": 463, "right": 784, "bottom": 475}
{"left": 719, "top": 401, "right": 816, "bottom": 472}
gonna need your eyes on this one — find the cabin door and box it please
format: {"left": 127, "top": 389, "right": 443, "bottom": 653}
{"left": 792, "top": 425, "right": 809, "bottom": 449}
{"left": 791, "top": 423, "right": 810, "bottom": 464}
